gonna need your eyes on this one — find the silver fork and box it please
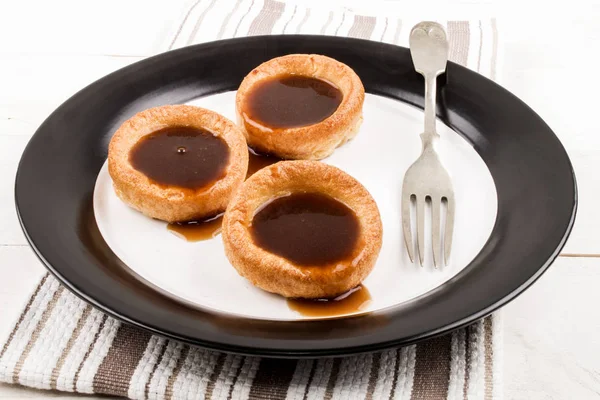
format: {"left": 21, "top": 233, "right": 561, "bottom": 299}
{"left": 402, "top": 21, "right": 455, "bottom": 267}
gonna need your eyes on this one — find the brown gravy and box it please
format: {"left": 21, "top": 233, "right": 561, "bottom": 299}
{"left": 287, "top": 285, "right": 371, "bottom": 317}
{"left": 167, "top": 214, "right": 224, "bottom": 242}
{"left": 250, "top": 192, "right": 360, "bottom": 266}
{"left": 246, "top": 147, "right": 283, "bottom": 178}
{"left": 243, "top": 74, "right": 342, "bottom": 129}
{"left": 129, "top": 126, "right": 229, "bottom": 189}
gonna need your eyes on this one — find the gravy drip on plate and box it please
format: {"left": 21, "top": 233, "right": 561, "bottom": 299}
{"left": 246, "top": 147, "right": 283, "bottom": 178}
{"left": 167, "top": 214, "right": 224, "bottom": 241}
{"left": 287, "top": 285, "right": 371, "bottom": 317}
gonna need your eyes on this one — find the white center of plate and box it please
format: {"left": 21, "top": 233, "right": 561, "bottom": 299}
{"left": 93, "top": 92, "right": 498, "bottom": 321}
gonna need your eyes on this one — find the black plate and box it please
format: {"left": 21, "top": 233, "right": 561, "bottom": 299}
{"left": 15, "top": 35, "right": 577, "bottom": 357}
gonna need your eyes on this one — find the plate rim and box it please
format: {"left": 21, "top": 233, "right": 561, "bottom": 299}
{"left": 14, "top": 34, "right": 578, "bottom": 357}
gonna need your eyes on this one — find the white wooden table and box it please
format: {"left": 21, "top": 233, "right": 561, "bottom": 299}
{"left": 1, "top": 1, "right": 599, "bottom": 398}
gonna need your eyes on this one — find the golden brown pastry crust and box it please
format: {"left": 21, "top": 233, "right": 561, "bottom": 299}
{"left": 222, "top": 160, "right": 382, "bottom": 299}
{"left": 108, "top": 105, "right": 248, "bottom": 223}
{"left": 236, "top": 54, "right": 365, "bottom": 160}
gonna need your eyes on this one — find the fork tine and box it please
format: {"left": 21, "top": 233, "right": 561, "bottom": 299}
{"left": 431, "top": 197, "right": 441, "bottom": 267}
{"left": 444, "top": 196, "right": 455, "bottom": 264}
{"left": 401, "top": 193, "right": 415, "bottom": 263}
{"left": 417, "top": 196, "right": 426, "bottom": 265}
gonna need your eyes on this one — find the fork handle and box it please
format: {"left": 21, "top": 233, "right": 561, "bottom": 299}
{"left": 421, "top": 72, "right": 440, "bottom": 150}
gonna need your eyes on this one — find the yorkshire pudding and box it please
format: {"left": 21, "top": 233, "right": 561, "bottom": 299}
{"left": 108, "top": 105, "right": 248, "bottom": 222}
{"left": 236, "top": 54, "right": 365, "bottom": 160}
{"left": 222, "top": 160, "right": 382, "bottom": 299}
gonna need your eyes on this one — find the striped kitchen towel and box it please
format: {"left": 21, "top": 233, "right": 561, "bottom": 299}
{"left": 1, "top": 2, "right": 503, "bottom": 399}
{"left": 166, "top": 0, "right": 500, "bottom": 81}
{"left": 1, "top": 275, "right": 502, "bottom": 400}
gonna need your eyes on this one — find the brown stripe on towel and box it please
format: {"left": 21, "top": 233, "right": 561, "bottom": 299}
{"left": 249, "top": 358, "right": 297, "bottom": 399}
{"left": 50, "top": 304, "right": 93, "bottom": 390}
{"left": 491, "top": 18, "right": 498, "bottom": 81}
{"left": 392, "top": 19, "right": 402, "bottom": 44}
{"left": 228, "top": 356, "right": 260, "bottom": 399}
{"left": 165, "top": 346, "right": 190, "bottom": 400}
{"left": 233, "top": 0, "right": 256, "bottom": 37}
{"left": 186, "top": 0, "right": 218, "bottom": 45}
{"left": 320, "top": 11, "right": 334, "bottom": 35}
{"left": 334, "top": 11, "right": 346, "bottom": 36}
{"left": 301, "top": 360, "right": 317, "bottom": 400}
{"left": 447, "top": 21, "right": 470, "bottom": 67}
{"left": 411, "top": 334, "right": 452, "bottom": 399}
{"left": 388, "top": 348, "right": 402, "bottom": 399}
{"left": 214, "top": 355, "right": 242, "bottom": 399}
{"left": 380, "top": 17, "right": 388, "bottom": 41}
{"left": 144, "top": 340, "right": 168, "bottom": 400}
{"left": 348, "top": 15, "right": 376, "bottom": 40}
{"left": 205, "top": 352, "right": 227, "bottom": 399}
{"left": 366, "top": 352, "right": 382, "bottom": 400}
{"left": 169, "top": 0, "right": 204, "bottom": 49}
{"left": 247, "top": 0, "right": 284, "bottom": 36}
{"left": 373, "top": 349, "right": 396, "bottom": 399}
{"left": 282, "top": 5, "right": 297, "bottom": 33}
{"left": 12, "top": 285, "right": 64, "bottom": 384}
{"left": 0, "top": 273, "right": 49, "bottom": 361}
{"left": 295, "top": 9, "right": 311, "bottom": 34}
{"left": 226, "top": 356, "right": 245, "bottom": 400}
{"left": 484, "top": 317, "right": 494, "bottom": 399}
{"left": 217, "top": 0, "right": 243, "bottom": 39}
{"left": 285, "top": 359, "right": 312, "bottom": 400}
{"left": 92, "top": 323, "right": 152, "bottom": 396}
{"left": 324, "top": 358, "right": 342, "bottom": 400}
{"left": 73, "top": 314, "right": 108, "bottom": 392}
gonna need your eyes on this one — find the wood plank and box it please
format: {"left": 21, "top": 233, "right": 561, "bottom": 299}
{"left": 559, "top": 150, "right": 598, "bottom": 255}
{"left": 500, "top": 24, "right": 600, "bottom": 255}
{"left": 0, "top": 246, "right": 45, "bottom": 346}
{"left": 504, "top": 257, "right": 600, "bottom": 399}
{"left": 0, "top": 246, "right": 114, "bottom": 399}
{"left": 0, "top": 55, "right": 143, "bottom": 135}
{"left": 0, "top": 0, "right": 190, "bottom": 56}
{"left": 0, "top": 135, "right": 30, "bottom": 245}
